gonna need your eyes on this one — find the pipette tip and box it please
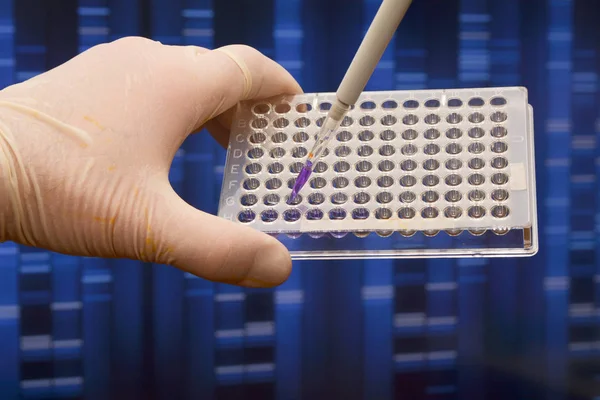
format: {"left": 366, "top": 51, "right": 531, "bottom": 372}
{"left": 288, "top": 160, "right": 313, "bottom": 204}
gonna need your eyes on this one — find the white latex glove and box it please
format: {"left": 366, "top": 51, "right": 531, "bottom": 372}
{"left": 0, "top": 37, "right": 301, "bottom": 287}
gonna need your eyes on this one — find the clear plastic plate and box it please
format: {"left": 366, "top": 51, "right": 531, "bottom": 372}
{"left": 218, "top": 87, "right": 538, "bottom": 260}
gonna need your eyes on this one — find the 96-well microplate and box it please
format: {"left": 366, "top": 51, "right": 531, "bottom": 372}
{"left": 218, "top": 87, "right": 538, "bottom": 260}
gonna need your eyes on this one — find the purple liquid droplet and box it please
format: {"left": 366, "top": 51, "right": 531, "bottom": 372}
{"left": 288, "top": 160, "right": 313, "bottom": 203}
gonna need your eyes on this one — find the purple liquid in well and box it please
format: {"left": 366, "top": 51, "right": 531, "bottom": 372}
{"left": 288, "top": 160, "right": 313, "bottom": 203}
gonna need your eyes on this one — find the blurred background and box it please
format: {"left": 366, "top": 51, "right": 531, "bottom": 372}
{"left": 0, "top": 0, "right": 598, "bottom": 399}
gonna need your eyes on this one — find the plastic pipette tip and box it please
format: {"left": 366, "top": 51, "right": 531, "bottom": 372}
{"left": 288, "top": 160, "right": 313, "bottom": 204}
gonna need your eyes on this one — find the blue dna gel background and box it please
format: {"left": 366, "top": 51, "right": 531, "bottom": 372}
{"left": 0, "top": 0, "right": 599, "bottom": 399}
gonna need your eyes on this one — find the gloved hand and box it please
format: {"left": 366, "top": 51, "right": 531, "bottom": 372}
{"left": 0, "top": 37, "right": 300, "bottom": 287}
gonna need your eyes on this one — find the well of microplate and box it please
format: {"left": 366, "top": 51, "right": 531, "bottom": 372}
{"left": 218, "top": 87, "right": 538, "bottom": 260}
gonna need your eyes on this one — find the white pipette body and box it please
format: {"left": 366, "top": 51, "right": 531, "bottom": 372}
{"left": 289, "top": 0, "right": 414, "bottom": 202}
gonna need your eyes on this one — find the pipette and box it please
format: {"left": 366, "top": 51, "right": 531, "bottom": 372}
{"left": 288, "top": 0, "right": 414, "bottom": 203}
